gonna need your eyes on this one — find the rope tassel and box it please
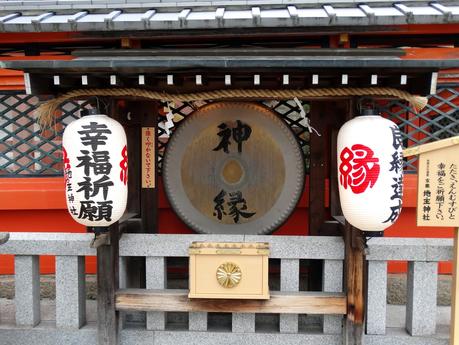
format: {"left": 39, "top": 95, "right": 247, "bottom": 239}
{"left": 35, "top": 87, "right": 428, "bottom": 129}
{"left": 293, "top": 97, "right": 321, "bottom": 137}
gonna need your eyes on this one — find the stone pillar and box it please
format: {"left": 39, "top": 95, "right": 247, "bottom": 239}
{"left": 56, "top": 256, "right": 86, "bottom": 328}
{"left": 406, "top": 261, "right": 437, "bottom": 336}
{"left": 323, "top": 259, "right": 344, "bottom": 334}
{"left": 280, "top": 259, "right": 299, "bottom": 333}
{"left": 15, "top": 255, "right": 40, "bottom": 326}
{"left": 146, "top": 256, "right": 166, "bottom": 330}
{"left": 366, "top": 260, "right": 387, "bottom": 335}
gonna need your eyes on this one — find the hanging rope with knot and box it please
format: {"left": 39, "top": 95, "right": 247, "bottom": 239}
{"left": 35, "top": 87, "right": 428, "bottom": 128}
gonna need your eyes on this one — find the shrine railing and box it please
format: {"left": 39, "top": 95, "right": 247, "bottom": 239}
{"left": 365, "top": 237, "right": 453, "bottom": 345}
{"left": 0, "top": 233, "right": 454, "bottom": 345}
{"left": 0, "top": 232, "right": 345, "bottom": 345}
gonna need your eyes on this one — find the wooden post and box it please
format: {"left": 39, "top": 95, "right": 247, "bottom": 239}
{"left": 309, "top": 100, "right": 350, "bottom": 291}
{"left": 341, "top": 98, "right": 365, "bottom": 345}
{"left": 139, "top": 100, "right": 159, "bottom": 234}
{"left": 97, "top": 223, "right": 119, "bottom": 345}
{"left": 330, "top": 128, "right": 343, "bottom": 219}
{"left": 119, "top": 99, "right": 159, "bottom": 233}
{"left": 309, "top": 101, "right": 327, "bottom": 237}
{"left": 123, "top": 105, "right": 141, "bottom": 218}
{"left": 344, "top": 223, "right": 365, "bottom": 345}
{"left": 451, "top": 228, "right": 459, "bottom": 345}
{"left": 308, "top": 101, "right": 328, "bottom": 292}
{"left": 116, "top": 100, "right": 159, "bottom": 324}
{"left": 97, "top": 99, "right": 121, "bottom": 345}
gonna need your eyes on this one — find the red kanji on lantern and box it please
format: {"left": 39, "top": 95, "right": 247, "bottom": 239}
{"left": 63, "top": 147, "right": 70, "bottom": 170}
{"left": 63, "top": 147, "right": 72, "bottom": 186}
{"left": 119, "top": 145, "right": 128, "bottom": 185}
{"left": 339, "top": 144, "right": 380, "bottom": 194}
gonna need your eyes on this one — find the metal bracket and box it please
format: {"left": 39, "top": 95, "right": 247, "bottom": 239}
{"left": 90, "top": 233, "right": 111, "bottom": 248}
{"left": 0, "top": 232, "right": 10, "bottom": 245}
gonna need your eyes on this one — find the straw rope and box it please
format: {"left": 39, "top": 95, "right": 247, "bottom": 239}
{"left": 36, "top": 87, "right": 428, "bottom": 128}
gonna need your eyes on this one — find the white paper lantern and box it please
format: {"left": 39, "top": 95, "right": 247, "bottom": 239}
{"left": 62, "top": 113, "right": 128, "bottom": 227}
{"left": 337, "top": 113, "right": 403, "bottom": 232}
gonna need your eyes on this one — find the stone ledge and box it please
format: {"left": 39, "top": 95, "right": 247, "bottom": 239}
{"left": 364, "top": 327, "right": 449, "bottom": 345}
{"left": 366, "top": 238, "right": 453, "bottom": 262}
{"left": 0, "top": 233, "right": 95, "bottom": 256}
{"left": 0, "top": 322, "right": 342, "bottom": 345}
{"left": 0, "top": 325, "right": 450, "bottom": 345}
{"left": 120, "top": 234, "right": 345, "bottom": 259}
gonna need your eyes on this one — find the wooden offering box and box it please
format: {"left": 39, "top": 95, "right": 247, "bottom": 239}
{"left": 189, "top": 242, "right": 270, "bottom": 299}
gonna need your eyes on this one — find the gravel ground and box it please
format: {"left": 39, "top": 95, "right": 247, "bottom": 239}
{"left": 0, "top": 273, "right": 452, "bottom": 305}
{"left": 387, "top": 274, "right": 451, "bottom": 306}
{"left": 0, "top": 274, "right": 97, "bottom": 300}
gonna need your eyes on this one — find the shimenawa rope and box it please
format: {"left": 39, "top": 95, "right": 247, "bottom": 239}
{"left": 35, "top": 87, "right": 428, "bottom": 128}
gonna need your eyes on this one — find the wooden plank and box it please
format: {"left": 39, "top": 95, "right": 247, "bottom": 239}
{"left": 403, "top": 135, "right": 459, "bottom": 157}
{"left": 416, "top": 144, "right": 459, "bottom": 227}
{"left": 116, "top": 289, "right": 346, "bottom": 315}
{"left": 141, "top": 127, "right": 155, "bottom": 189}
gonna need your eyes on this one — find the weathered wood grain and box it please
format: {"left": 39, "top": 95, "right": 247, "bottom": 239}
{"left": 116, "top": 289, "right": 346, "bottom": 315}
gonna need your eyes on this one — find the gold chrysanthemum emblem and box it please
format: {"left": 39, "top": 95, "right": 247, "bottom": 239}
{"left": 216, "top": 262, "right": 242, "bottom": 288}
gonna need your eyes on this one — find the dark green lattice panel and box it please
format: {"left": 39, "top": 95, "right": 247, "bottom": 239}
{"left": 380, "top": 87, "right": 459, "bottom": 172}
{"left": 0, "top": 94, "right": 92, "bottom": 176}
{"left": 1, "top": 87, "right": 458, "bottom": 177}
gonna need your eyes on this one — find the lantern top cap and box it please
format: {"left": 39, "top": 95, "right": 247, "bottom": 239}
{"left": 81, "top": 108, "right": 101, "bottom": 117}
{"left": 360, "top": 108, "right": 380, "bottom": 116}
{"left": 403, "top": 136, "right": 459, "bottom": 158}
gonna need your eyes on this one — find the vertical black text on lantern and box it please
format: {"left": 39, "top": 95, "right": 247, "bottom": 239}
{"left": 383, "top": 126, "right": 403, "bottom": 224}
{"left": 75, "top": 121, "right": 114, "bottom": 222}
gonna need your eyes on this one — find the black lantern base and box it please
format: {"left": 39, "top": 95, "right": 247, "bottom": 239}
{"left": 88, "top": 226, "right": 110, "bottom": 234}
{"left": 361, "top": 230, "right": 384, "bottom": 238}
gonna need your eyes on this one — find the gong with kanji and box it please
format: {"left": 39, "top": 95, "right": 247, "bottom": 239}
{"left": 162, "top": 102, "right": 304, "bottom": 234}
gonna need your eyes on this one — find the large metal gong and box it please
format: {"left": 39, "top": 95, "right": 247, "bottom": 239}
{"left": 162, "top": 102, "right": 304, "bottom": 234}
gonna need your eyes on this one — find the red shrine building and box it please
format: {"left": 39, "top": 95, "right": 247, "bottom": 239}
{"left": 0, "top": 2, "right": 458, "bottom": 345}
{"left": 0, "top": 0, "right": 458, "bottom": 274}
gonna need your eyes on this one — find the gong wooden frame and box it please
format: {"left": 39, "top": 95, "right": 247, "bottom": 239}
{"left": 82, "top": 91, "right": 365, "bottom": 345}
